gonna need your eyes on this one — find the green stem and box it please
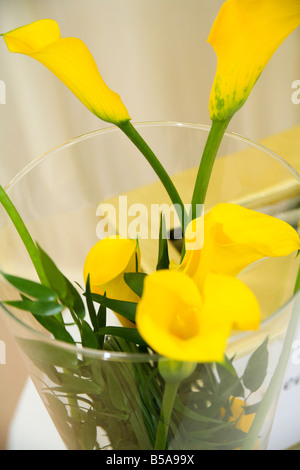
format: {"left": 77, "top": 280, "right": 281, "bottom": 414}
{"left": 293, "top": 261, "right": 300, "bottom": 294}
{"left": 118, "top": 121, "right": 186, "bottom": 229}
{"left": 154, "top": 380, "right": 179, "bottom": 450}
{"left": 191, "top": 119, "right": 231, "bottom": 218}
{"left": 241, "top": 293, "right": 300, "bottom": 450}
{"left": 0, "top": 185, "right": 47, "bottom": 284}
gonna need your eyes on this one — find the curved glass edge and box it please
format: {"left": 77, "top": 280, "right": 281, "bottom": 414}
{"left": 5, "top": 121, "right": 300, "bottom": 191}
{"left": 2, "top": 291, "right": 300, "bottom": 363}
{"left": 1, "top": 122, "right": 300, "bottom": 361}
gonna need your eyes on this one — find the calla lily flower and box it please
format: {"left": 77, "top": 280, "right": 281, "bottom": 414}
{"left": 83, "top": 236, "right": 140, "bottom": 327}
{"left": 136, "top": 269, "right": 260, "bottom": 363}
{"left": 136, "top": 204, "right": 299, "bottom": 362}
{"left": 208, "top": 0, "right": 300, "bottom": 121}
{"left": 3, "top": 19, "right": 131, "bottom": 125}
{"left": 180, "top": 203, "right": 300, "bottom": 285}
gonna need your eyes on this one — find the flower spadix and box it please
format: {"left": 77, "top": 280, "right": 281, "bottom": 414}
{"left": 3, "top": 19, "right": 130, "bottom": 124}
{"left": 136, "top": 204, "right": 300, "bottom": 362}
{"left": 208, "top": 0, "right": 300, "bottom": 121}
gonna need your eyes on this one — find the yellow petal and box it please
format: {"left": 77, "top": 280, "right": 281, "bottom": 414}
{"left": 181, "top": 203, "right": 299, "bottom": 284}
{"left": 83, "top": 237, "right": 140, "bottom": 328}
{"left": 221, "top": 397, "right": 256, "bottom": 432}
{"left": 136, "top": 270, "right": 240, "bottom": 363}
{"left": 208, "top": 0, "right": 300, "bottom": 120}
{"left": 202, "top": 272, "right": 260, "bottom": 331}
{"left": 3, "top": 20, "right": 130, "bottom": 124}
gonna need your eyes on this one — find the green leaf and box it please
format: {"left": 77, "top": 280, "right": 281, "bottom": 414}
{"left": 85, "top": 275, "right": 98, "bottom": 330}
{"left": 18, "top": 338, "right": 78, "bottom": 369}
{"left": 174, "top": 399, "right": 225, "bottom": 424}
{"left": 90, "top": 359, "right": 105, "bottom": 388}
{"left": 242, "top": 337, "right": 269, "bottom": 393}
{"left": 80, "top": 320, "right": 98, "bottom": 349}
{"left": 96, "top": 302, "right": 106, "bottom": 349}
{"left": 156, "top": 213, "right": 170, "bottom": 270}
{"left": 4, "top": 299, "right": 64, "bottom": 317}
{"left": 37, "top": 244, "right": 71, "bottom": 303}
{"left": 36, "top": 315, "right": 76, "bottom": 344}
{"left": 0, "top": 271, "right": 57, "bottom": 300}
{"left": 37, "top": 245, "right": 85, "bottom": 319}
{"left": 124, "top": 272, "right": 146, "bottom": 298}
{"left": 216, "top": 357, "right": 244, "bottom": 397}
{"left": 242, "top": 402, "right": 261, "bottom": 415}
{"left": 44, "top": 393, "right": 78, "bottom": 450}
{"left": 90, "top": 293, "right": 137, "bottom": 323}
{"left": 294, "top": 263, "right": 300, "bottom": 294}
{"left": 52, "top": 372, "right": 101, "bottom": 394}
{"left": 81, "top": 409, "right": 97, "bottom": 450}
{"left": 64, "top": 276, "right": 85, "bottom": 319}
{"left": 106, "top": 366, "right": 128, "bottom": 411}
{"left": 97, "top": 326, "right": 147, "bottom": 346}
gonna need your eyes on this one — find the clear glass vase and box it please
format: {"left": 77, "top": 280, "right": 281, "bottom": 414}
{"left": 0, "top": 122, "right": 299, "bottom": 450}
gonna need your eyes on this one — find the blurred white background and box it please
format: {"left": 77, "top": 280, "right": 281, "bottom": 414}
{"left": 0, "top": 0, "right": 299, "bottom": 450}
{"left": 0, "top": 0, "right": 299, "bottom": 185}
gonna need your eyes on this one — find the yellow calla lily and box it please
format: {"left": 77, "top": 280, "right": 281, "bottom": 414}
{"left": 135, "top": 269, "right": 260, "bottom": 363}
{"left": 208, "top": 0, "right": 300, "bottom": 121}
{"left": 83, "top": 236, "right": 140, "bottom": 327}
{"left": 3, "top": 19, "right": 130, "bottom": 125}
{"left": 180, "top": 203, "right": 300, "bottom": 285}
{"left": 136, "top": 203, "right": 299, "bottom": 362}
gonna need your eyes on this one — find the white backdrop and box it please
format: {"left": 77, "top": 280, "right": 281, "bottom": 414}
{"left": 0, "top": 0, "right": 299, "bottom": 185}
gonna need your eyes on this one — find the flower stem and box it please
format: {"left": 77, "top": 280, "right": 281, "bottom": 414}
{"left": 191, "top": 118, "right": 231, "bottom": 218}
{"left": 154, "top": 380, "right": 179, "bottom": 450}
{"left": 118, "top": 121, "right": 186, "bottom": 229}
{"left": 0, "top": 185, "right": 47, "bottom": 284}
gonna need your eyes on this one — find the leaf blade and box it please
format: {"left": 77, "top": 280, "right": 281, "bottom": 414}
{"left": 0, "top": 271, "right": 57, "bottom": 300}
{"left": 124, "top": 272, "right": 146, "bottom": 298}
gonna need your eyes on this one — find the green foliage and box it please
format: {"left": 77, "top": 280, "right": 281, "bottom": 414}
{"left": 156, "top": 213, "right": 170, "bottom": 270}
{"left": 0, "top": 247, "right": 270, "bottom": 450}
{"left": 97, "top": 326, "right": 147, "bottom": 346}
{"left": 124, "top": 272, "right": 146, "bottom": 297}
{"left": 89, "top": 292, "right": 137, "bottom": 323}
{"left": 242, "top": 337, "right": 269, "bottom": 393}
{"left": 1, "top": 271, "right": 57, "bottom": 300}
{"left": 4, "top": 298, "right": 64, "bottom": 316}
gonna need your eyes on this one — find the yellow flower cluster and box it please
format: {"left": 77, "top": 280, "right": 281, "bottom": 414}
{"left": 2, "top": 1, "right": 300, "bottom": 363}
{"left": 83, "top": 204, "right": 299, "bottom": 362}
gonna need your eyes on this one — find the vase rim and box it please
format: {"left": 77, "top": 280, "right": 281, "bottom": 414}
{"left": 2, "top": 121, "right": 300, "bottom": 361}
{"left": 5, "top": 121, "right": 300, "bottom": 192}
{"left": 2, "top": 291, "right": 300, "bottom": 362}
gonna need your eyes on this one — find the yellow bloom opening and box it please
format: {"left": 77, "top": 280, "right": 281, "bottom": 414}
{"left": 135, "top": 269, "right": 260, "bottom": 363}
{"left": 136, "top": 204, "right": 299, "bottom": 362}
{"left": 3, "top": 19, "right": 131, "bottom": 125}
{"left": 83, "top": 236, "right": 140, "bottom": 328}
{"left": 208, "top": 0, "right": 300, "bottom": 121}
{"left": 180, "top": 203, "right": 300, "bottom": 285}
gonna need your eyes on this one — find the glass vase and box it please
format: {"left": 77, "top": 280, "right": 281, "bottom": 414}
{"left": 0, "top": 122, "right": 299, "bottom": 450}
